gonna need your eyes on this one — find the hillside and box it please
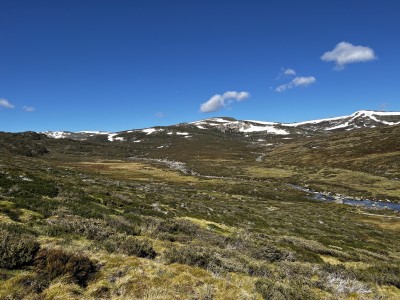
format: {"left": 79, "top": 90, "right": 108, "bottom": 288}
{"left": 43, "top": 110, "right": 400, "bottom": 141}
{"left": 1, "top": 111, "right": 400, "bottom": 299}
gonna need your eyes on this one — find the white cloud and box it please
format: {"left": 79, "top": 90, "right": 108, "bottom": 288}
{"left": 321, "top": 41, "right": 376, "bottom": 69}
{"left": 0, "top": 98, "right": 15, "bottom": 109}
{"left": 283, "top": 68, "right": 296, "bottom": 76}
{"left": 23, "top": 106, "right": 35, "bottom": 112}
{"left": 292, "top": 77, "right": 316, "bottom": 86}
{"left": 155, "top": 112, "right": 165, "bottom": 118}
{"left": 200, "top": 91, "right": 250, "bottom": 113}
{"left": 275, "top": 76, "right": 316, "bottom": 92}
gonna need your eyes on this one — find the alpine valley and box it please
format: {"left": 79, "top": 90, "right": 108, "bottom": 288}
{"left": 1, "top": 110, "right": 400, "bottom": 299}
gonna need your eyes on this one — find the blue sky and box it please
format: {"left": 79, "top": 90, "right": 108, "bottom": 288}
{"left": 1, "top": 0, "right": 400, "bottom": 132}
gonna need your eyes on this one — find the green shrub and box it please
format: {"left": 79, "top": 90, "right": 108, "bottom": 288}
{"left": 0, "top": 206, "right": 21, "bottom": 221}
{"left": 0, "top": 229, "right": 40, "bottom": 269}
{"left": 7, "top": 179, "right": 58, "bottom": 198}
{"left": 165, "top": 245, "right": 216, "bottom": 269}
{"left": 255, "top": 278, "right": 319, "bottom": 300}
{"left": 46, "top": 215, "right": 116, "bottom": 241}
{"left": 145, "top": 218, "right": 202, "bottom": 242}
{"left": 34, "top": 248, "right": 97, "bottom": 287}
{"left": 354, "top": 263, "right": 400, "bottom": 288}
{"left": 155, "top": 218, "right": 200, "bottom": 235}
{"left": 104, "top": 215, "right": 141, "bottom": 236}
{"left": 252, "top": 244, "right": 294, "bottom": 262}
{"left": 164, "top": 245, "right": 247, "bottom": 274}
{"left": 105, "top": 235, "right": 156, "bottom": 259}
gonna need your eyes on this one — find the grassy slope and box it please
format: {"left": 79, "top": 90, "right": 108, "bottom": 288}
{"left": 0, "top": 126, "right": 400, "bottom": 299}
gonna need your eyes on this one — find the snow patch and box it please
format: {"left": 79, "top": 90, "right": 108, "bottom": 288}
{"left": 79, "top": 131, "right": 109, "bottom": 135}
{"left": 245, "top": 120, "right": 278, "bottom": 125}
{"left": 142, "top": 128, "right": 163, "bottom": 135}
{"left": 239, "top": 125, "right": 289, "bottom": 135}
{"left": 43, "top": 131, "right": 72, "bottom": 139}
{"left": 283, "top": 116, "right": 347, "bottom": 127}
{"left": 326, "top": 123, "right": 350, "bottom": 131}
{"left": 108, "top": 133, "right": 124, "bottom": 142}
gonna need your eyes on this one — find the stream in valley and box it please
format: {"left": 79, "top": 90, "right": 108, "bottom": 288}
{"left": 288, "top": 184, "right": 400, "bottom": 212}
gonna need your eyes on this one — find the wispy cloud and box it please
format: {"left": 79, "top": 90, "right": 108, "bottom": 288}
{"left": 276, "top": 68, "right": 296, "bottom": 80}
{"left": 0, "top": 98, "right": 15, "bottom": 109}
{"left": 283, "top": 68, "right": 296, "bottom": 76}
{"left": 275, "top": 76, "right": 316, "bottom": 92}
{"left": 321, "top": 41, "right": 376, "bottom": 69}
{"left": 23, "top": 106, "right": 35, "bottom": 112}
{"left": 155, "top": 112, "right": 165, "bottom": 118}
{"left": 200, "top": 91, "right": 250, "bottom": 113}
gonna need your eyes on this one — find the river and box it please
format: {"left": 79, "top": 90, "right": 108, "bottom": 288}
{"left": 288, "top": 184, "right": 400, "bottom": 212}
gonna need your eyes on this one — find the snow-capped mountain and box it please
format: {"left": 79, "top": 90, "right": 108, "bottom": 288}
{"left": 282, "top": 110, "right": 400, "bottom": 131}
{"left": 42, "top": 110, "right": 400, "bottom": 141}
{"left": 42, "top": 131, "right": 110, "bottom": 140}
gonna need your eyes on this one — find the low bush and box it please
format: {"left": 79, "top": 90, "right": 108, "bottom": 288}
{"left": 7, "top": 178, "right": 58, "bottom": 198}
{"left": 142, "top": 217, "right": 202, "bottom": 242}
{"left": 104, "top": 215, "right": 141, "bottom": 236}
{"left": 0, "top": 206, "right": 21, "bottom": 221}
{"left": 165, "top": 245, "right": 215, "bottom": 269}
{"left": 155, "top": 218, "right": 200, "bottom": 235}
{"left": 255, "top": 278, "right": 319, "bottom": 300}
{"left": 0, "top": 229, "right": 40, "bottom": 269}
{"left": 252, "top": 244, "right": 295, "bottom": 262}
{"left": 164, "top": 245, "right": 247, "bottom": 274}
{"left": 105, "top": 235, "right": 156, "bottom": 259}
{"left": 46, "top": 215, "right": 116, "bottom": 241}
{"left": 34, "top": 248, "right": 97, "bottom": 287}
{"left": 354, "top": 262, "right": 400, "bottom": 288}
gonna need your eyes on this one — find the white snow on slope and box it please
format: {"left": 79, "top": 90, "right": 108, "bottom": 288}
{"left": 142, "top": 128, "right": 163, "bottom": 135}
{"left": 325, "top": 123, "right": 350, "bottom": 131}
{"left": 325, "top": 110, "right": 400, "bottom": 130}
{"left": 166, "top": 131, "right": 190, "bottom": 136}
{"left": 282, "top": 116, "right": 347, "bottom": 127}
{"left": 191, "top": 121, "right": 224, "bottom": 127}
{"left": 354, "top": 110, "right": 400, "bottom": 117}
{"left": 79, "top": 131, "right": 109, "bottom": 134}
{"left": 211, "top": 118, "right": 231, "bottom": 123}
{"left": 239, "top": 125, "right": 289, "bottom": 135}
{"left": 284, "top": 110, "right": 400, "bottom": 128}
{"left": 189, "top": 118, "right": 231, "bottom": 127}
{"left": 245, "top": 120, "right": 278, "bottom": 125}
{"left": 44, "top": 131, "right": 71, "bottom": 139}
{"left": 43, "top": 131, "right": 109, "bottom": 139}
{"left": 108, "top": 133, "right": 125, "bottom": 142}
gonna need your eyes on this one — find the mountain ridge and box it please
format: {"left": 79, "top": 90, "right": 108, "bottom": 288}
{"left": 42, "top": 110, "right": 400, "bottom": 141}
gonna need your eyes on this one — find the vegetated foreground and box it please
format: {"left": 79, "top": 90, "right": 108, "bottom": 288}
{"left": 0, "top": 124, "right": 400, "bottom": 299}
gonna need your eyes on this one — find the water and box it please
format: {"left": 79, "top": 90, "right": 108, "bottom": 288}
{"left": 288, "top": 184, "right": 400, "bottom": 212}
